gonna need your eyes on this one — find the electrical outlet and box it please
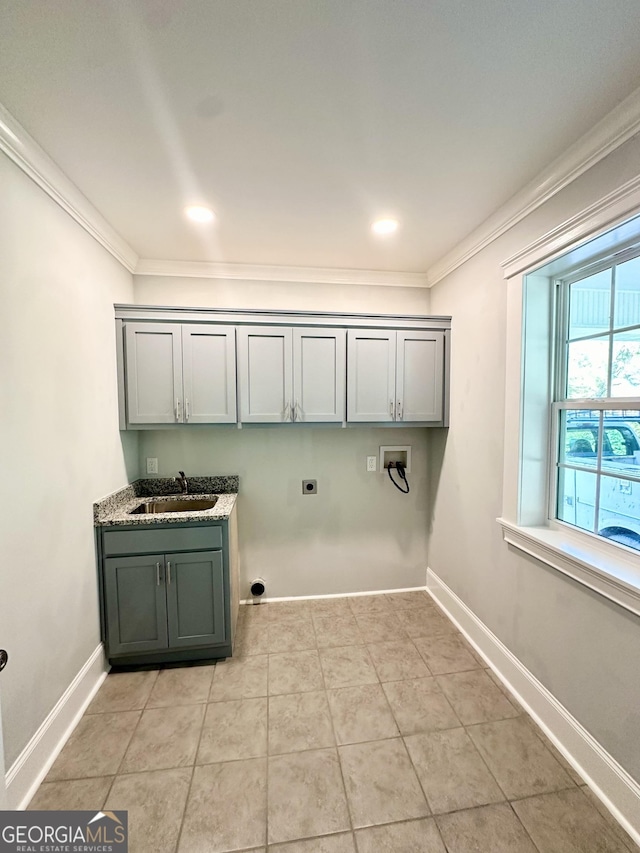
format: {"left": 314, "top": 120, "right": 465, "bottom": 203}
{"left": 146, "top": 457, "right": 158, "bottom": 475}
{"left": 367, "top": 456, "right": 377, "bottom": 472}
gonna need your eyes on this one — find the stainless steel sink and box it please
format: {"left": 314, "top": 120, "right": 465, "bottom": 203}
{"left": 129, "top": 498, "right": 218, "bottom": 514}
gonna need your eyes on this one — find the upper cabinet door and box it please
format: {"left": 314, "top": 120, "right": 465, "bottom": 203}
{"left": 396, "top": 331, "right": 444, "bottom": 422}
{"left": 182, "top": 325, "right": 237, "bottom": 424}
{"left": 293, "top": 328, "right": 346, "bottom": 422}
{"left": 237, "top": 326, "right": 293, "bottom": 422}
{"left": 347, "top": 330, "right": 396, "bottom": 422}
{"left": 125, "top": 323, "right": 183, "bottom": 423}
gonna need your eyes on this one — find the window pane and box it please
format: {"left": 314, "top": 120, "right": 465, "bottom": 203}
{"left": 610, "top": 328, "right": 640, "bottom": 396}
{"left": 600, "top": 410, "right": 640, "bottom": 475}
{"left": 561, "top": 410, "right": 599, "bottom": 467}
{"left": 557, "top": 466, "right": 597, "bottom": 532}
{"left": 566, "top": 336, "right": 609, "bottom": 398}
{"left": 568, "top": 269, "right": 611, "bottom": 340}
{"left": 597, "top": 473, "right": 640, "bottom": 552}
{"left": 614, "top": 255, "right": 640, "bottom": 329}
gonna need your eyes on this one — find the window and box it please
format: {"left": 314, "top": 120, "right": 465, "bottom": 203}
{"left": 554, "top": 251, "right": 640, "bottom": 551}
{"left": 500, "top": 202, "right": 640, "bottom": 616}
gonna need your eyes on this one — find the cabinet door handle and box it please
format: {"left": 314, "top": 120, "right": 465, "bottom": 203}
{"left": 167, "top": 561, "right": 172, "bottom": 585}
{"left": 284, "top": 401, "right": 290, "bottom": 421}
{"left": 397, "top": 400, "right": 402, "bottom": 420}
{"left": 296, "top": 400, "right": 302, "bottom": 422}
{"left": 175, "top": 398, "right": 182, "bottom": 422}
{"left": 390, "top": 399, "right": 394, "bottom": 419}
{"left": 293, "top": 399, "right": 299, "bottom": 422}
{"left": 185, "top": 398, "right": 190, "bottom": 421}
{"left": 156, "top": 562, "right": 161, "bottom": 586}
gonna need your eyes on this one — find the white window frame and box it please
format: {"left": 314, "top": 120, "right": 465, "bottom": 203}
{"left": 551, "top": 248, "right": 640, "bottom": 538}
{"left": 498, "top": 178, "right": 640, "bottom": 617}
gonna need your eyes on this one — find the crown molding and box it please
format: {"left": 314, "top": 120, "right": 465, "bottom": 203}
{"left": 0, "top": 103, "right": 138, "bottom": 273}
{"left": 134, "top": 258, "right": 429, "bottom": 288}
{"left": 501, "top": 173, "right": 640, "bottom": 279}
{"left": 427, "top": 85, "right": 640, "bottom": 286}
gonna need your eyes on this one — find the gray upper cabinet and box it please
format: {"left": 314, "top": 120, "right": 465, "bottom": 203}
{"left": 182, "top": 325, "right": 237, "bottom": 423}
{"left": 293, "top": 328, "right": 346, "bottom": 422}
{"left": 396, "top": 331, "right": 444, "bottom": 422}
{"left": 117, "top": 307, "right": 450, "bottom": 428}
{"left": 237, "top": 327, "right": 293, "bottom": 423}
{"left": 124, "top": 322, "right": 236, "bottom": 425}
{"left": 347, "top": 329, "right": 396, "bottom": 422}
{"left": 238, "top": 326, "right": 346, "bottom": 423}
{"left": 347, "top": 329, "right": 445, "bottom": 423}
{"left": 125, "top": 324, "right": 183, "bottom": 424}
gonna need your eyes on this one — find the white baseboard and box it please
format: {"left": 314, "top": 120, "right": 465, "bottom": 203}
{"left": 5, "top": 644, "right": 109, "bottom": 810}
{"left": 426, "top": 568, "right": 640, "bottom": 846}
{"left": 240, "top": 585, "right": 427, "bottom": 605}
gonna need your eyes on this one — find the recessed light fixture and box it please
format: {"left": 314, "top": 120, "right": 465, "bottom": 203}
{"left": 185, "top": 205, "right": 215, "bottom": 223}
{"left": 372, "top": 218, "right": 399, "bottom": 235}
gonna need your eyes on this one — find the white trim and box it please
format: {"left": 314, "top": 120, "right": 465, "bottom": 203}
{"left": 426, "top": 568, "right": 640, "bottom": 846}
{"left": 502, "top": 174, "right": 640, "bottom": 279}
{"left": 114, "top": 304, "right": 450, "bottom": 331}
{"left": 5, "top": 644, "right": 109, "bottom": 810}
{"left": 498, "top": 518, "right": 640, "bottom": 618}
{"left": 239, "top": 585, "right": 426, "bottom": 605}
{"left": 0, "top": 103, "right": 138, "bottom": 273}
{"left": 427, "top": 84, "right": 640, "bottom": 286}
{"left": 134, "top": 258, "right": 429, "bottom": 289}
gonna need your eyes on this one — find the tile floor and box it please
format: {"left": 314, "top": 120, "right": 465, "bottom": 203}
{"left": 30, "top": 592, "right": 639, "bottom": 853}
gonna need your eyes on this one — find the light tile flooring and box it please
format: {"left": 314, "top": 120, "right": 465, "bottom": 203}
{"left": 30, "top": 592, "right": 638, "bottom": 853}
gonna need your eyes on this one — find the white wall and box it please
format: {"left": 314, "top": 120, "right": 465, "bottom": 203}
{"left": 134, "top": 276, "right": 432, "bottom": 315}
{"left": 134, "top": 277, "right": 432, "bottom": 598}
{"left": 0, "top": 154, "right": 137, "bottom": 769}
{"left": 428, "top": 134, "right": 640, "bottom": 782}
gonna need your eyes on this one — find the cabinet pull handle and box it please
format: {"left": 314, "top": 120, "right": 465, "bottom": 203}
{"left": 390, "top": 399, "right": 394, "bottom": 419}
{"left": 167, "top": 561, "right": 172, "bottom": 585}
{"left": 156, "top": 562, "right": 161, "bottom": 586}
{"left": 185, "top": 398, "right": 190, "bottom": 421}
{"left": 284, "top": 401, "right": 290, "bottom": 421}
{"left": 397, "top": 400, "right": 402, "bottom": 420}
{"left": 296, "top": 400, "right": 301, "bottom": 422}
{"left": 293, "top": 399, "right": 298, "bottom": 422}
{"left": 175, "top": 398, "right": 182, "bottom": 422}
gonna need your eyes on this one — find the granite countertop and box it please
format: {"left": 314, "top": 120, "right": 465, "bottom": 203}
{"left": 94, "top": 475, "right": 239, "bottom": 526}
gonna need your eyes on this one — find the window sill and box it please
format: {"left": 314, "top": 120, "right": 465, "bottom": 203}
{"left": 497, "top": 518, "right": 640, "bottom": 617}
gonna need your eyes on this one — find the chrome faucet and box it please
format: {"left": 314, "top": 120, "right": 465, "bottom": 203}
{"left": 175, "top": 471, "right": 189, "bottom": 494}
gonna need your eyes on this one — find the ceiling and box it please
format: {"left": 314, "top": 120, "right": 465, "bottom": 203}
{"left": 2, "top": 0, "right": 640, "bottom": 273}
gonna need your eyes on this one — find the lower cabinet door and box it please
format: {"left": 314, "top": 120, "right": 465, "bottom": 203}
{"left": 165, "top": 550, "right": 226, "bottom": 648}
{"left": 104, "top": 554, "right": 169, "bottom": 655}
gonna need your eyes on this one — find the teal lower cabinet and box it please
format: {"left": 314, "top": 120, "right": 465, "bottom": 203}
{"left": 104, "top": 554, "right": 169, "bottom": 655}
{"left": 166, "top": 551, "right": 225, "bottom": 648}
{"left": 98, "top": 519, "right": 239, "bottom": 666}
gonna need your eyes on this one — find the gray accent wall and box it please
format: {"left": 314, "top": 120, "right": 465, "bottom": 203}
{"left": 0, "top": 153, "right": 137, "bottom": 768}
{"left": 427, "top": 134, "right": 640, "bottom": 783}
{"left": 138, "top": 427, "right": 430, "bottom": 599}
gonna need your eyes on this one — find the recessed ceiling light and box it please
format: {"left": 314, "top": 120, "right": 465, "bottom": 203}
{"left": 372, "top": 218, "right": 399, "bottom": 235}
{"left": 185, "top": 205, "right": 215, "bottom": 223}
